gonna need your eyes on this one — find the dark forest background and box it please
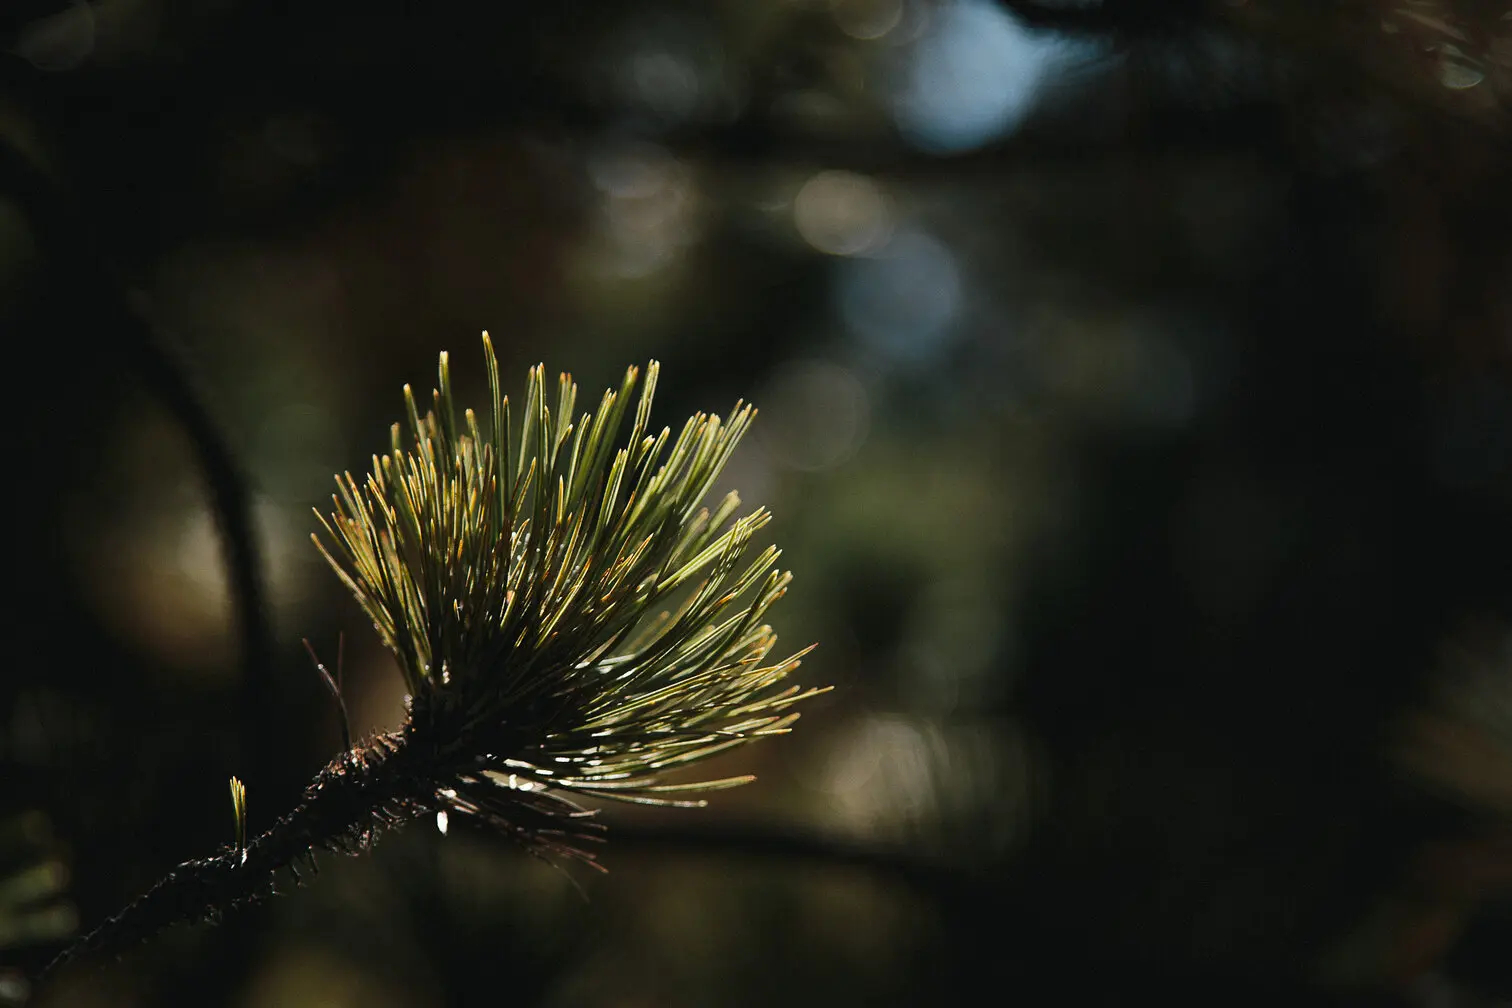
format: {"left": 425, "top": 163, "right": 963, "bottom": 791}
{"left": 1, "top": 0, "right": 1509, "bottom": 1005}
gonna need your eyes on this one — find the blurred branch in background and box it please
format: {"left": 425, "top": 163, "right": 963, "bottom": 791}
{"left": 0, "top": 136, "right": 275, "bottom": 760}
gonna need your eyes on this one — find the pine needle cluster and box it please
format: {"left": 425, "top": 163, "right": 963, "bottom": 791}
{"left": 55, "top": 335, "right": 824, "bottom": 967}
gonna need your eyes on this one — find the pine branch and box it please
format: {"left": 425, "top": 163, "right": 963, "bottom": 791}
{"left": 49, "top": 336, "right": 827, "bottom": 972}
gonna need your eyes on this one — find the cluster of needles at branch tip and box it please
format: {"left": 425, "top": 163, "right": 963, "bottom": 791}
{"left": 52, "top": 334, "right": 825, "bottom": 969}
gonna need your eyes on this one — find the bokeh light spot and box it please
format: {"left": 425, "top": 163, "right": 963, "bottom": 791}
{"left": 757, "top": 360, "right": 872, "bottom": 471}
{"left": 587, "top": 143, "right": 702, "bottom": 278}
{"left": 833, "top": 0, "right": 905, "bottom": 41}
{"left": 892, "top": 0, "right": 1060, "bottom": 153}
{"left": 793, "top": 170, "right": 893, "bottom": 256}
{"left": 838, "top": 231, "right": 961, "bottom": 361}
